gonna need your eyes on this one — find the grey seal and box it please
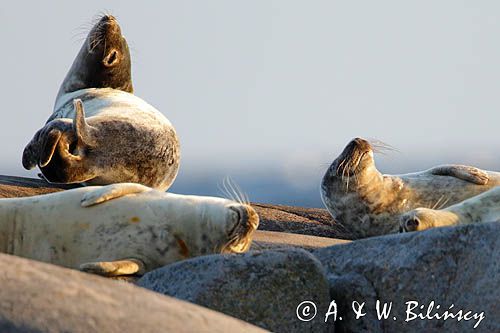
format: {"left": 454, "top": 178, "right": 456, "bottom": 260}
{"left": 321, "top": 138, "right": 500, "bottom": 238}
{"left": 22, "top": 15, "right": 180, "bottom": 190}
{"left": 0, "top": 183, "right": 259, "bottom": 277}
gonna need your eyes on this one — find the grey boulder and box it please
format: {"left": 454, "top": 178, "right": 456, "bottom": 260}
{"left": 0, "top": 253, "right": 265, "bottom": 333}
{"left": 138, "top": 248, "right": 332, "bottom": 333}
{"left": 313, "top": 222, "right": 500, "bottom": 333}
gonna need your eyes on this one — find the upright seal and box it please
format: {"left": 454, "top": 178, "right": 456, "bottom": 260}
{"left": 22, "top": 15, "right": 180, "bottom": 190}
{"left": 320, "top": 138, "right": 500, "bottom": 238}
{"left": 0, "top": 183, "right": 259, "bottom": 277}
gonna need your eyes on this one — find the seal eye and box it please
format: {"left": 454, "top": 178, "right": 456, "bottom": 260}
{"left": 227, "top": 206, "right": 243, "bottom": 236}
{"left": 230, "top": 206, "right": 242, "bottom": 224}
{"left": 103, "top": 50, "right": 119, "bottom": 67}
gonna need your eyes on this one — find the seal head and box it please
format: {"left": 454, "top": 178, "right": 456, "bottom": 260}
{"left": 220, "top": 204, "right": 260, "bottom": 253}
{"left": 321, "top": 138, "right": 383, "bottom": 199}
{"left": 321, "top": 138, "right": 406, "bottom": 237}
{"left": 399, "top": 209, "right": 440, "bottom": 232}
{"left": 57, "top": 15, "right": 133, "bottom": 98}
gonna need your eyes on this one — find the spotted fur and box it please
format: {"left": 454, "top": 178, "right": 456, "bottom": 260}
{"left": 0, "top": 185, "right": 259, "bottom": 276}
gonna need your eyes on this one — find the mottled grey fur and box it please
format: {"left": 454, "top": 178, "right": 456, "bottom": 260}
{"left": 321, "top": 138, "right": 500, "bottom": 238}
{"left": 0, "top": 185, "right": 259, "bottom": 275}
{"left": 400, "top": 186, "right": 500, "bottom": 232}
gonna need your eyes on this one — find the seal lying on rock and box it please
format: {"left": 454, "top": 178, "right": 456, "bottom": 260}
{"left": 22, "top": 15, "right": 180, "bottom": 190}
{"left": 0, "top": 183, "right": 259, "bottom": 277}
{"left": 400, "top": 186, "right": 500, "bottom": 232}
{"left": 321, "top": 138, "right": 500, "bottom": 238}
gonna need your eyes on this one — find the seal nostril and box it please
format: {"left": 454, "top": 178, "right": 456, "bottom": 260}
{"left": 406, "top": 217, "right": 419, "bottom": 230}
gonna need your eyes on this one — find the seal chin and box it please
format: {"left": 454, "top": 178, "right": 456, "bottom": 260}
{"left": 222, "top": 204, "right": 259, "bottom": 253}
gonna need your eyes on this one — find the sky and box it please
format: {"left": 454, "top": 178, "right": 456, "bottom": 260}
{"left": 0, "top": 1, "right": 499, "bottom": 206}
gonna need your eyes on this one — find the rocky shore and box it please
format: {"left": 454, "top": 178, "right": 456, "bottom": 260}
{"left": 0, "top": 176, "right": 498, "bottom": 332}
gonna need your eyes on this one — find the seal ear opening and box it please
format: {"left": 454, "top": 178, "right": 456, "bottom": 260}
{"left": 73, "top": 99, "right": 96, "bottom": 148}
{"left": 103, "top": 49, "right": 120, "bottom": 67}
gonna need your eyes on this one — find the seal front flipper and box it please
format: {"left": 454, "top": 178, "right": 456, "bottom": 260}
{"left": 429, "top": 165, "right": 489, "bottom": 185}
{"left": 80, "top": 258, "right": 145, "bottom": 276}
{"left": 22, "top": 119, "right": 73, "bottom": 170}
{"left": 81, "top": 183, "right": 151, "bottom": 207}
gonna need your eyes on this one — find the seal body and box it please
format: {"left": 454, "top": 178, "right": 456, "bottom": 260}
{"left": 400, "top": 186, "right": 500, "bottom": 232}
{"left": 0, "top": 184, "right": 259, "bottom": 276}
{"left": 22, "top": 15, "right": 180, "bottom": 190}
{"left": 321, "top": 138, "right": 500, "bottom": 238}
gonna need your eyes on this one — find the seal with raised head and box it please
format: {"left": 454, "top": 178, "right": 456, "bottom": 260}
{"left": 400, "top": 186, "right": 500, "bottom": 232}
{"left": 0, "top": 183, "right": 259, "bottom": 277}
{"left": 320, "top": 138, "right": 500, "bottom": 238}
{"left": 22, "top": 15, "right": 180, "bottom": 190}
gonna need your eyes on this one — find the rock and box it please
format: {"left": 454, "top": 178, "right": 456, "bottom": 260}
{"left": 252, "top": 230, "right": 349, "bottom": 251}
{"left": 253, "top": 203, "right": 352, "bottom": 239}
{"left": 138, "top": 248, "right": 332, "bottom": 333}
{"left": 313, "top": 223, "right": 500, "bottom": 332}
{"left": 0, "top": 175, "right": 77, "bottom": 198}
{"left": 0, "top": 253, "right": 265, "bottom": 333}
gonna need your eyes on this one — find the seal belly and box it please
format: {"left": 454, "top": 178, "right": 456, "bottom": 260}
{"left": 31, "top": 88, "right": 180, "bottom": 190}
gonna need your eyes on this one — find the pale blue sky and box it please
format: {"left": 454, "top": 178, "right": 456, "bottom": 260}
{"left": 0, "top": 1, "right": 498, "bottom": 205}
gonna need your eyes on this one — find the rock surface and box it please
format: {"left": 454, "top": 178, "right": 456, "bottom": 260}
{"left": 0, "top": 253, "right": 265, "bottom": 333}
{"left": 313, "top": 222, "right": 500, "bottom": 332}
{"left": 252, "top": 230, "right": 349, "bottom": 251}
{"left": 138, "top": 248, "right": 332, "bottom": 333}
{"left": 0, "top": 175, "right": 78, "bottom": 198}
{"left": 253, "top": 203, "right": 352, "bottom": 239}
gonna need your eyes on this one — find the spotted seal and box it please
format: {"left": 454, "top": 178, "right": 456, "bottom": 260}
{"left": 400, "top": 186, "right": 500, "bottom": 232}
{"left": 22, "top": 15, "right": 180, "bottom": 190}
{"left": 320, "top": 138, "right": 500, "bottom": 238}
{"left": 0, "top": 183, "right": 259, "bottom": 276}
